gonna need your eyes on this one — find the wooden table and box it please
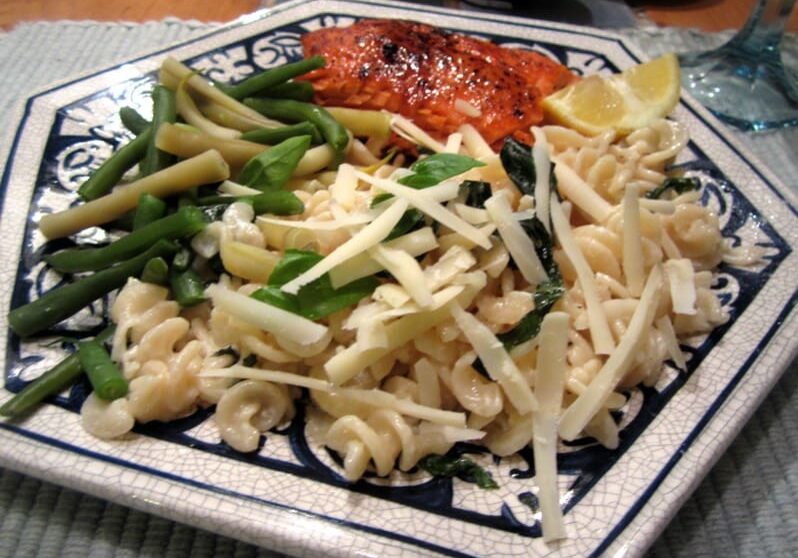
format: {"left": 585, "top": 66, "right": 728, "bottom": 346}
{"left": 1, "top": 0, "right": 797, "bottom": 32}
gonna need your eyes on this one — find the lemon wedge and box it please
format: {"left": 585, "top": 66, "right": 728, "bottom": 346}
{"left": 541, "top": 53, "right": 681, "bottom": 136}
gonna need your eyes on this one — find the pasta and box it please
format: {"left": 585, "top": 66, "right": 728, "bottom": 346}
{"left": 94, "top": 113, "right": 732, "bottom": 483}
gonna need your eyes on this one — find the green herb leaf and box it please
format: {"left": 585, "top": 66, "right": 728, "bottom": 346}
{"left": 398, "top": 153, "right": 485, "bottom": 189}
{"left": 370, "top": 192, "right": 393, "bottom": 207}
{"left": 296, "top": 275, "right": 379, "bottom": 320}
{"left": 418, "top": 454, "right": 499, "bottom": 489}
{"left": 267, "top": 249, "right": 322, "bottom": 287}
{"left": 238, "top": 135, "right": 312, "bottom": 191}
{"left": 645, "top": 176, "right": 700, "bottom": 199}
{"left": 500, "top": 137, "right": 536, "bottom": 196}
{"left": 254, "top": 249, "right": 378, "bottom": 320}
{"left": 384, "top": 209, "right": 425, "bottom": 241}
{"left": 250, "top": 285, "right": 301, "bottom": 314}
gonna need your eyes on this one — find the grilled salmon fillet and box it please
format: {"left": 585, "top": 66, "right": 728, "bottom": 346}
{"left": 299, "top": 19, "right": 577, "bottom": 147}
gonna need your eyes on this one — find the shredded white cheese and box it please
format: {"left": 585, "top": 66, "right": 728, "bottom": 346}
{"left": 325, "top": 273, "right": 485, "bottom": 385}
{"left": 423, "top": 245, "right": 477, "bottom": 291}
{"left": 454, "top": 99, "right": 482, "bottom": 118}
{"left": 622, "top": 183, "right": 645, "bottom": 297}
{"left": 355, "top": 171, "right": 492, "bottom": 249}
{"left": 458, "top": 123, "right": 494, "bottom": 159}
{"left": 390, "top": 113, "right": 447, "bottom": 153}
{"left": 552, "top": 158, "right": 613, "bottom": 223}
{"left": 257, "top": 213, "right": 373, "bottom": 231}
{"left": 329, "top": 227, "right": 438, "bottom": 288}
{"left": 329, "top": 162, "right": 359, "bottom": 210}
{"left": 206, "top": 285, "right": 328, "bottom": 345}
{"left": 485, "top": 191, "right": 548, "bottom": 285}
{"left": 218, "top": 180, "right": 261, "bottom": 196}
{"left": 368, "top": 244, "right": 434, "bottom": 308}
{"left": 533, "top": 311, "right": 569, "bottom": 541}
{"left": 655, "top": 315, "right": 687, "bottom": 371}
{"left": 449, "top": 303, "right": 538, "bottom": 414}
{"left": 550, "top": 197, "right": 615, "bottom": 355}
{"left": 559, "top": 265, "right": 663, "bottom": 440}
{"left": 373, "top": 283, "right": 412, "bottom": 308}
{"left": 444, "top": 132, "right": 464, "bottom": 153}
{"left": 280, "top": 199, "right": 408, "bottom": 294}
{"left": 664, "top": 258, "right": 697, "bottom": 315}
{"left": 531, "top": 127, "right": 552, "bottom": 232}
{"left": 453, "top": 203, "right": 489, "bottom": 225}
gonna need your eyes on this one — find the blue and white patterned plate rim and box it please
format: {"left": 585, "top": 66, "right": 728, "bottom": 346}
{"left": 0, "top": 1, "right": 797, "bottom": 557}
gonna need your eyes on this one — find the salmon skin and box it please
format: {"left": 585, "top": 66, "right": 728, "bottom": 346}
{"left": 299, "top": 19, "right": 577, "bottom": 147}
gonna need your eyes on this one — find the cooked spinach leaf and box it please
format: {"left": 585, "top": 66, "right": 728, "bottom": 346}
{"left": 518, "top": 216, "right": 559, "bottom": 279}
{"left": 250, "top": 285, "right": 300, "bottom": 314}
{"left": 500, "top": 137, "right": 536, "bottom": 196}
{"left": 460, "top": 179, "right": 492, "bottom": 208}
{"left": 418, "top": 454, "right": 499, "bottom": 489}
{"left": 497, "top": 278, "right": 565, "bottom": 349}
{"left": 242, "top": 354, "right": 258, "bottom": 367}
{"left": 213, "top": 346, "right": 241, "bottom": 361}
{"left": 645, "top": 176, "right": 700, "bottom": 199}
{"left": 497, "top": 215, "right": 564, "bottom": 349}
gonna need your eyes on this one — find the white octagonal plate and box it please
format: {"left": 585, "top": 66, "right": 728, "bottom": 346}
{"left": 1, "top": 1, "right": 797, "bottom": 557}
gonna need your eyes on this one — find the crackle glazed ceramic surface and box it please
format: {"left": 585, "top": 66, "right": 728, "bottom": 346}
{"left": 1, "top": 1, "right": 797, "bottom": 556}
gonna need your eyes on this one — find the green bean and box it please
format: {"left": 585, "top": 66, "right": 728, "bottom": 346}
{"left": 243, "top": 97, "right": 348, "bottom": 167}
{"left": 8, "top": 240, "right": 179, "bottom": 338}
{"left": 77, "top": 128, "right": 151, "bottom": 201}
{"left": 119, "top": 107, "right": 150, "bottom": 135}
{"left": 0, "top": 326, "right": 115, "bottom": 417}
{"left": 257, "top": 80, "right": 315, "bottom": 102}
{"left": 196, "top": 191, "right": 304, "bottom": 215}
{"left": 139, "top": 85, "right": 176, "bottom": 176}
{"left": 45, "top": 206, "right": 207, "bottom": 273}
{"left": 132, "top": 192, "right": 167, "bottom": 230}
{"left": 178, "top": 187, "right": 199, "bottom": 208}
{"left": 251, "top": 191, "right": 304, "bottom": 215}
{"left": 170, "top": 268, "right": 206, "bottom": 307}
{"left": 78, "top": 340, "right": 128, "bottom": 400}
{"left": 110, "top": 210, "right": 136, "bottom": 232}
{"left": 140, "top": 257, "right": 169, "bottom": 285}
{"left": 241, "top": 122, "right": 322, "bottom": 145}
{"left": 223, "top": 56, "right": 325, "bottom": 100}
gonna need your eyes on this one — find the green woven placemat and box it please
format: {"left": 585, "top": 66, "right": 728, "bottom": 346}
{"left": 0, "top": 15, "right": 796, "bottom": 558}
